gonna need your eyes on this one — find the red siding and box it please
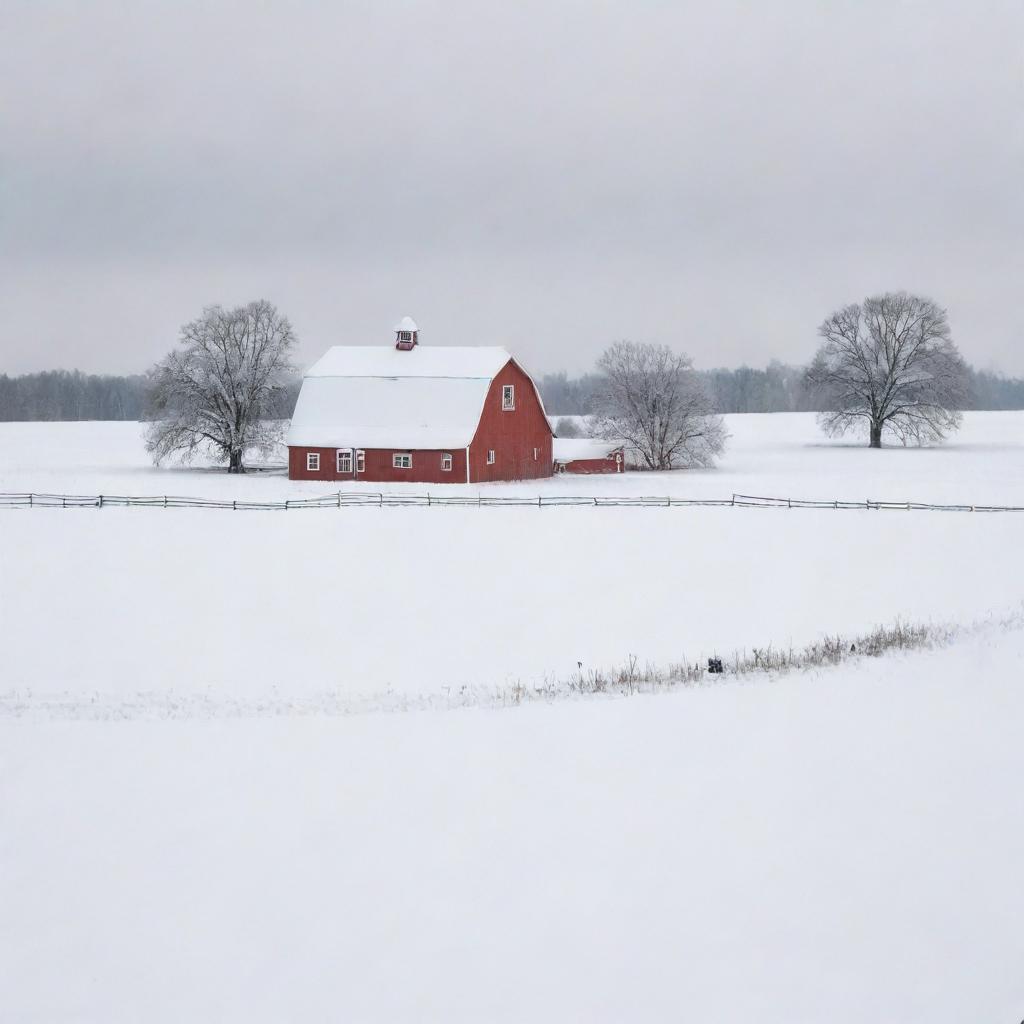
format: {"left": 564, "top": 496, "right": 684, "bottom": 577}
{"left": 289, "top": 446, "right": 468, "bottom": 484}
{"left": 467, "top": 361, "right": 553, "bottom": 483}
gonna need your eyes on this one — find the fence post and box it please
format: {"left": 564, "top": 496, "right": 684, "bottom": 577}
{"left": 29, "top": 494, "right": 33, "bottom": 508}
{"left": 233, "top": 500, "right": 236, "bottom": 511}
{"left": 538, "top": 495, "right": 542, "bottom": 508}
{"left": 98, "top": 494, "right": 103, "bottom": 508}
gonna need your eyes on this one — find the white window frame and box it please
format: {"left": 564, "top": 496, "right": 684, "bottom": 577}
{"left": 306, "top": 452, "right": 320, "bottom": 472}
{"left": 356, "top": 450, "right": 365, "bottom": 474}
{"left": 486, "top": 449, "right": 496, "bottom": 465}
{"left": 336, "top": 448, "right": 352, "bottom": 474}
{"left": 441, "top": 453, "right": 453, "bottom": 472}
{"left": 533, "top": 447, "right": 538, "bottom": 461}
{"left": 393, "top": 453, "right": 412, "bottom": 469}
{"left": 502, "top": 384, "right": 515, "bottom": 410}
{"left": 398, "top": 330, "right": 413, "bottom": 342}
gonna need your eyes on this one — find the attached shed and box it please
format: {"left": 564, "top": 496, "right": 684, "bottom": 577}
{"left": 553, "top": 438, "right": 626, "bottom": 475}
{"left": 287, "top": 318, "right": 553, "bottom": 484}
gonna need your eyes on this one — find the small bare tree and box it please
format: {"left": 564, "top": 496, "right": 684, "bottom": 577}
{"left": 146, "top": 300, "right": 296, "bottom": 473}
{"left": 807, "top": 292, "right": 968, "bottom": 448}
{"left": 592, "top": 341, "right": 727, "bottom": 470}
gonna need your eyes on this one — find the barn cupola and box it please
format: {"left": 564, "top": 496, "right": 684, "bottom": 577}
{"left": 394, "top": 316, "right": 419, "bottom": 351}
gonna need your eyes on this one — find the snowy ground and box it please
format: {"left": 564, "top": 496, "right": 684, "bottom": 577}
{"left": 2, "top": 507, "right": 1023, "bottom": 701}
{"left": 3, "top": 411, "right": 1021, "bottom": 700}
{"left": 2, "top": 410, "right": 1024, "bottom": 504}
{"left": 2, "top": 413, "right": 1023, "bottom": 1020}
{"left": 3, "top": 629, "right": 1023, "bottom": 1022}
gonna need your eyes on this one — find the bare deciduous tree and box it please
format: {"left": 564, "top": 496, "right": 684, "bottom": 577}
{"left": 807, "top": 292, "right": 968, "bottom": 448}
{"left": 592, "top": 341, "right": 727, "bottom": 470}
{"left": 146, "top": 300, "right": 296, "bottom": 473}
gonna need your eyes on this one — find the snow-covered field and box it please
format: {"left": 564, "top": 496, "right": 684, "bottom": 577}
{"left": 2, "top": 411, "right": 1023, "bottom": 700}
{"left": 2, "top": 507, "right": 1023, "bottom": 701}
{"left": 3, "top": 410, "right": 1024, "bottom": 504}
{"left": 2, "top": 413, "right": 1023, "bottom": 1021}
{"left": 3, "top": 630, "right": 1023, "bottom": 1022}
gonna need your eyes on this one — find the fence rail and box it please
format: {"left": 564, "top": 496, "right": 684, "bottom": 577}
{"left": 2, "top": 491, "right": 1024, "bottom": 513}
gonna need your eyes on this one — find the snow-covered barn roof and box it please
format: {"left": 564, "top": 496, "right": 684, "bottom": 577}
{"left": 287, "top": 345, "right": 525, "bottom": 450}
{"left": 552, "top": 438, "right": 624, "bottom": 463}
{"left": 303, "top": 345, "right": 511, "bottom": 380}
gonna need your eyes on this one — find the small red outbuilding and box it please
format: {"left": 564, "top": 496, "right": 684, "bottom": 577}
{"left": 287, "top": 318, "right": 553, "bottom": 484}
{"left": 552, "top": 438, "right": 626, "bottom": 475}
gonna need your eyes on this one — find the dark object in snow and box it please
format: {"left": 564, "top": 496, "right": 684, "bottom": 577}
{"left": 707, "top": 657, "right": 724, "bottom": 674}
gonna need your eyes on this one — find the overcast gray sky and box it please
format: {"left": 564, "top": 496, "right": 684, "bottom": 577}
{"left": 2, "top": 0, "right": 1022, "bottom": 377}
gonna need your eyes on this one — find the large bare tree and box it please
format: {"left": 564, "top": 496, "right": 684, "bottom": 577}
{"left": 146, "top": 300, "right": 296, "bottom": 473}
{"left": 807, "top": 292, "right": 968, "bottom": 448}
{"left": 593, "top": 341, "right": 727, "bottom": 470}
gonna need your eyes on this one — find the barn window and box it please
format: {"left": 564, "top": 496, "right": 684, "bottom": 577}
{"left": 486, "top": 449, "right": 495, "bottom": 465}
{"left": 356, "top": 450, "right": 365, "bottom": 473}
{"left": 502, "top": 384, "right": 515, "bottom": 410}
{"left": 441, "top": 453, "right": 453, "bottom": 472}
{"left": 393, "top": 453, "right": 412, "bottom": 469}
{"left": 306, "top": 452, "right": 320, "bottom": 472}
{"left": 337, "top": 449, "right": 352, "bottom": 474}
{"left": 533, "top": 447, "right": 538, "bottom": 461}
{"left": 398, "top": 331, "right": 413, "bottom": 343}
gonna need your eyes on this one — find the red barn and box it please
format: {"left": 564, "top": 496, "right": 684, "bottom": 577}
{"left": 287, "top": 318, "right": 553, "bottom": 484}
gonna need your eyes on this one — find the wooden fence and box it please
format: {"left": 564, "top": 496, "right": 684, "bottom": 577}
{"left": 2, "top": 491, "right": 1023, "bottom": 512}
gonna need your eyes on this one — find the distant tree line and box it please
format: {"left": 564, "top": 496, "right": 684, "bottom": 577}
{"left": 0, "top": 370, "right": 149, "bottom": 421}
{"left": 0, "top": 367, "right": 301, "bottom": 422}
{"left": 1, "top": 355, "right": 1021, "bottom": 422}
{"left": 700, "top": 363, "right": 817, "bottom": 414}
{"left": 540, "top": 364, "right": 821, "bottom": 415}
{"left": 964, "top": 369, "right": 1024, "bottom": 411}
{"left": 539, "top": 362, "right": 1024, "bottom": 415}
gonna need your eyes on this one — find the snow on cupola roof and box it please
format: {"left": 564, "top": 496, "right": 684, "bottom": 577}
{"left": 394, "top": 315, "right": 419, "bottom": 333}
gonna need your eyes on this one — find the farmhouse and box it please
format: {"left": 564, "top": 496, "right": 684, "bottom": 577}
{"left": 287, "top": 318, "right": 553, "bottom": 483}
